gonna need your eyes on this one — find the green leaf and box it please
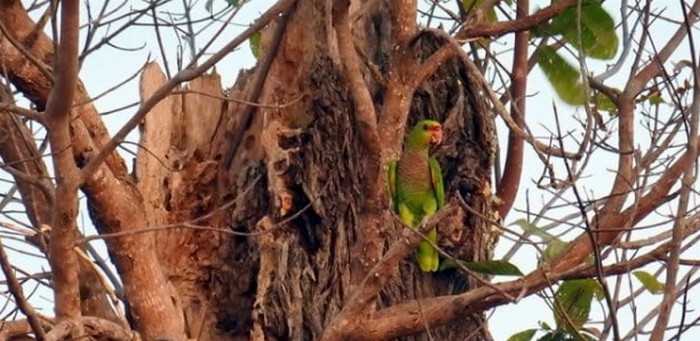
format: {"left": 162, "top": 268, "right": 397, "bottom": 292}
{"left": 205, "top": 0, "right": 214, "bottom": 12}
{"left": 537, "top": 330, "right": 594, "bottom": 341}
{"left": 553, "top": 279, "right": 601, "bottom": 332}
{"left": 592, "top": 91, "right": 617, "bottom": 113}
{"left": 508, "top": 329, "right": 538, "bottom": 341}
{"left": 537, "top": 46, "right": 586, "bottom": 105}
{"left": 512, "top": 219, "right": 556, "bottom": 240}
{"left": 539, "top": 321, "right": 554, "bottom": 331}
{"left": 537, "top": 330, "right": 572, "bottom": 341}
{"left": 462, "top": 0, "right": 498, "bottom": 49}
{"left": 439, "top": 259, "right": 523, "bottom": 276}
{"left": 540, "top": 239, "right": 568, "bottom": 265}
{"left": 648, "top": 94, "right": 665, "bottom": 105}
{"left": 550, "top": 0, "right": 618, "bottom": 59}
{"left": 205, "top": 0, "right": 241, "bottom": 13}
{"left": 249, "top": 31, "right": 262, "bottom": 59}
{"left": 633, "top": 271, "right": 664, "bottom": 294}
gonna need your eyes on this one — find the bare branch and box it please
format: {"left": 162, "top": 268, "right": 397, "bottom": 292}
{"left": 650, "top": 5, "right": 700, "bottom": 337}
{"left": 79, "top": 0, "right": 299, "bottom": 180}
{"left": 0, "top": 237, "right": 46, "bottom": 340}
{"left": 409, "top": 44, "right": 457, "bottom": 88}
{"left": 497, "top": 0, "right": 529, "bottom": 219}
{"left": 627, "top": 0, "right": 700, "bottom": 95}
{"left": 332, "top": 0, "right": 381, "bottom": 180}
{"left": 425, "top": 28, "right": 581, "bottom": 160}
{"left": 456, "top": 0, "right": 577, "bottom": 39}
{"left": 44, "top": 320, "right": 77, "bottom": 341}
{"left": 43, "top": 0, "right": 82, "bottom": 329}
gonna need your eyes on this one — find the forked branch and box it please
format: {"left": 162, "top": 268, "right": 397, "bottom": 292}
{"left": 319, "top": 203, "right": 459, "bottom": 341}
{"left": 43, "top": 0, "right": 82, "bottom": 333}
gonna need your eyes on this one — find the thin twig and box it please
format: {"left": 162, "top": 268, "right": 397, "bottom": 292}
{"left": 81, "top": 0, "right": 299, "bottom": 180}
{"left": 0, "top": 237, "right": 46, "bottom": 340}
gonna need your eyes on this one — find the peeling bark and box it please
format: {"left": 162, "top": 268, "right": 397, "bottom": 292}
{"left": 130, "top": 1, "right": 497, "bottom": 340}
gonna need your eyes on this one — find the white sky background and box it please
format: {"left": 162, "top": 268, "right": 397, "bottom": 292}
{"left": 2, "top": 0, "right": 700, "bottom": 340}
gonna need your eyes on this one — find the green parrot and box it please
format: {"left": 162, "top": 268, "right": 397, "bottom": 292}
{"left": 387, "top": 119, "right": 445, "bottom": 272}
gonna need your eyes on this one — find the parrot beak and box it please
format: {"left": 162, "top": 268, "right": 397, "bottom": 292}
{"left": 431, "top": 129, "right": 443, "bottom": 145}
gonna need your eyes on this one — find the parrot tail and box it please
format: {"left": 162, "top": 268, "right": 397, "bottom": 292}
{"left": 416, "top": 228, "right": 439, "bottom": 272}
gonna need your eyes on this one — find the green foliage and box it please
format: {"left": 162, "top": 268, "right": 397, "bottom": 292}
{"left": 593, "top": 91, "right": 617, "bottom": 113}
{"left": 633, "top": 271, "right": 664, "bottom": 294}
{"left": 508, "top": 329, "right": 538, "bottom": 341}
{"left": 648, "top": 94, "right": 665, "bottom": 105}
{"left": 553, "top": 279, "right": 603, "bottom": 333}
{"left": 512, "top": 219, "right": 556, "bottom": 240}
{"left": 540, "top": 239, "right": 569, "bottom": 265}
{"left": 549, "top": 0, "right": 618, "bottom": 59}
{"left": 510, "top": 219, "right": 569, "bottom": 266}
{"left": 536, "top": 330, "right": 597, "bottom": 341}
{"left": 534, "top": 1, "right": 618, "bottom": 105}
{"left": 205, "top": 0, "right": 241, "bottom": 13}
{"left": 439, "top": 259, "right": 523, "bottom": 276}
{"left": 249, "top": 31, "right": 262, "bottom": 59}
{"left": 537, "top": 330, "right": 571, "bottom": 341}
{"left": 462, "top": 0, "right": 498, "bottom": 48}
{"left": 514, "top": 279, "right": 603, "bottom": 340}
{"left": 638, "top": 90, "right": 665, "bottom": 105}
{"left": 461, "top": 0, "right": 498, "bottom": 19}
{"left": 536, "top": 46, "right": 586, "bottom": 105}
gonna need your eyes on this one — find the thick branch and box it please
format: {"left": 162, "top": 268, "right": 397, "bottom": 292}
{"left": 332, "top": 0, "right": 385, "bottom": 275}
{"left": 0, "top": 83, "right": 54, "bottom": 230}
{"left": 378, "top": 0, "right": 420, "bottom": 159}
{"left": 390, "top": 0, "right": 417, "bottom": 44}
{"left": 319, "top": 204, "right": 458, "bottom": 341}
{"left": 0, "top": 79, "right": 121, "bottom": 324}
{"left": 332, "top": 0, "right": 381, "bottom": 195}
{"left": 457, "top": 0, "right": 577, "bottom": 39}
{"left": 0, "top": 316, "right": 132, "bottom": 341}
{"left": 497, "top": 0, "right": 529, "bottom": 219}
{"left": 600, "top": 73, "right": 638, "bottom": 238}
{"left": 44, "top": 0, "right": 82, "bottom": 330}
{"left": 409, "top": 44, "right": 457, "bottom": 88}
{"left": 349, "top": 214, "right": 700, "bottom": 340}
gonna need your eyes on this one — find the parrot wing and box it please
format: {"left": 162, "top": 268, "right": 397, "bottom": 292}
{"left": 387, "top": 160, "right": 399, "bottom": 212}
{"left": 429, "top": 157, "right": 444, "bottom": 209}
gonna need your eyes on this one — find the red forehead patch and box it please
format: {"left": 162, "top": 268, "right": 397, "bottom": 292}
{"left": 427, "top": 123, "right": 441, "bottom": 131}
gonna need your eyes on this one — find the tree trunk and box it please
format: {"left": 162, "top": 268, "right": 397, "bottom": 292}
{"left": 135, "top": 1, "right": 498, "bottom": 340}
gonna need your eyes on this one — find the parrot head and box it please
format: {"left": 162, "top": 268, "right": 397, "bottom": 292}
{"left": 408, "top": 120, "right": 443, "bottom": 148}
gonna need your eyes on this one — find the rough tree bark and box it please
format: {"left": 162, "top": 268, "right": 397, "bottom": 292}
{"left": 137, "top": 1, "right": 498, "bottom": 340}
